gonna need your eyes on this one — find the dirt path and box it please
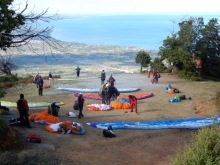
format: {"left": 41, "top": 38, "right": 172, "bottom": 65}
{"left": 2, "top": 73, "right": 219, "bottom": 165}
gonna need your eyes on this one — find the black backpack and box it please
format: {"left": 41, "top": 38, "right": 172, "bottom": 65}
{"left": 103, "top": 130, "right": 116, "bottom": 138}
{"left": 48, "top": 102, "right": 60, "bottom": 116}
{"left": 73, "top": 99, "right": 79, "bottom": 110}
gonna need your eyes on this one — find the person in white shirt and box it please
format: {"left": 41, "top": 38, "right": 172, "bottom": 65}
{"left": 147, "top": 65, "right": 151, "bottom": 78}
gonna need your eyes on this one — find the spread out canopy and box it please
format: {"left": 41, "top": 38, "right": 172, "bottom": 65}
{"left": 74, "top": 92, "right": 153, "bottom": 100}
{"left": 87, "top": 116, "right": 220, "bottom": 130}
{"left": 1, "top": 101, "right": 64, "bottom": 108}
{"left": 57, "top": 87, "right": 140, "bottom": 93}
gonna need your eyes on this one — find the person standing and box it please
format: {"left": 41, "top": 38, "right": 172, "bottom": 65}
{"left": 17, "top": 94, "right": 32, "bottom": 128}
{"left": 153, "top": 68, "right": 158, "bottom": 84}
{"left": 101, "top": 70, "right": 106, "bottom": 85}
{"left": 77, "top": 93, "right": 85, "bottom": 119}
{"left": 37, "top": 75, "right": 44, "bottom": 96}
{"left": 49, "top": 71, "right": 53, "bottom": 86}
{"left": 108, "top": 74, "right": 115, "bottom": 86}
{"left": 128, "top": 95, "right": 138, "bottom": 113}
{"left": 34, "top": 72, "right": 39, "bottom": 84}
{"left": 147, "top": 65, "right": 151, "bottom": 78}
{"left": 104, "top": 86, "right": 110, "bottom": 105}
{"left": 75, "top": 66, "right": 81, "bottom": 77}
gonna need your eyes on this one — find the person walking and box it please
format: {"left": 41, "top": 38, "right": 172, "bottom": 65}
{"left": 128, "top": 95, "right": 138, "bottom": 114}
{"left": 101, "top": 70, "right": 106, "bottom": 85}
{"left": 17, "top": 94, "right": 32, "bottom": 128}
{"left": 75, "top": 66, "right": 81, "bottom": 77}
{"left": 37, "top": 75, "right": 44, "bottom": 96}
{"left": 147, "top": 65, "right": 151, "bottom": 78}
{"left": 49, "top": 71, "right": 53, "bottom": 86}
{"left": 77, "top": 93, "right": 85, "bottom": 119}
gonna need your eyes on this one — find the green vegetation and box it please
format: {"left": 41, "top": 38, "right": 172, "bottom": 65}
{"left": 0, "top": 0, "right": 25, "bottom": 50}
{"left": 158, "top": 16, "right": 220, "bottom": 80}
{"left": 150, "top": 57, "right": 167, "bottom": 72}
{"left": 216, "top": 91, "right": 220, "bottom": 114}
{"left": 0, "top": 147, "right": 62, "bottom": 165}
{"left": 0, "top": 118, "right": 25, "bottom": 151}
{"left": 172, "top": 126, "right": 220, "bottom": 165}
{"left": 173, "top": 90, "right": 220, "bottom": 165}
{"left": 135, "top": 50, "right": 151, "bottom": 73}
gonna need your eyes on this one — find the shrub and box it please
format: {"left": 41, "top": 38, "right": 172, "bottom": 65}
{"left": 172, "top": 126, "right": 220, "bottom": 165}
{"left": 0, "top": 118, "right": 25, "bottom": 151}
{"left": 18, "top": 74, "right": 34, "bottom": 84}
{"left": 0, "top": 74, "right": 19, "bottom": 88}
{"left": 178, "top": 70, "right": 202, "bottom": 81}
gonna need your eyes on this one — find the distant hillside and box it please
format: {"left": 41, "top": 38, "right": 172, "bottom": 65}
{"left": 2, "top": 40, "right": 159, "bottom": 66}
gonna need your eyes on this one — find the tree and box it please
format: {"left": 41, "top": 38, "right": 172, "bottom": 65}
{"left": 0, "top": 0, "right": 68, "bottom": 74}
{"left": 159, "top": 16, "right": 220, "bottom": 79}
{"left": 135, "top": 50, "right": 151, "bottom": 73}
{"left": 150, "top": 57, "right": 167, "bottom": 72}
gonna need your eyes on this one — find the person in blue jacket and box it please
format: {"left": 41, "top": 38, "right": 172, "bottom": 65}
{"left": 37, "top": 75, "right": 44, "bottom": 96}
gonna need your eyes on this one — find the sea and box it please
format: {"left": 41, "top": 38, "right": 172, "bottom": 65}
{"left": 41, "top": 13, "right": 220, "bottom": 50}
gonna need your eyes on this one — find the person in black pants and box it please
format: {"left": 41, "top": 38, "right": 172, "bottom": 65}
{"left": 75, "top": 66, "right": 81, "bottom": 77}
{"left": 16, "top": 94, "right": 32, "bottom": 128}
{"left": 77, "top": 93, "right": 85, "bottom": 119}
{"left": 37, "top": 75, "right": 44, "bottom": 96}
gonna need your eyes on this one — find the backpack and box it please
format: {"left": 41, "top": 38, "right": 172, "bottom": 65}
{"left": 103, "top": 130, "right": 116, "bottom": 138}
{"left": 99, "top": 83, "right": 107, "bottom": 97}
{"left": 8, "top": 118, "right": 21, "bottom": 126}
{"left": 0, "top": 106, "right": 9, "bottom": 115}
{"left": 73, "top": 99, "right": 79, "bottom": 110}
{"left": 48, "top": 102, "right": 60, "bottom": 116}
{"left": 26, "top": 134, "right": 42, "bottom": 143}
{"left": 157, "top": 72, "right": 161, "bottom": 78}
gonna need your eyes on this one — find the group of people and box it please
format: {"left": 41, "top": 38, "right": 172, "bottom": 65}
{"left": 15, "top": 68, "right": 139, "bottom": 129}
{"left": 99, "top": 72, "right": 120, "bottom": 105}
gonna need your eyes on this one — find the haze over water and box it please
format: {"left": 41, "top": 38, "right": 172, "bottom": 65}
{"left": 42, "top": 13, "right": 220, "bottom": 50}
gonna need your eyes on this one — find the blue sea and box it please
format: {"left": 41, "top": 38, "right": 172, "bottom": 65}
{"left": 41, "top": 13, "right": 220, "bottom": 50}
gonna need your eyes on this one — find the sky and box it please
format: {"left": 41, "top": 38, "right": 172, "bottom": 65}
{"left": 13, "top": 0, "right": 220, "bottom": 15}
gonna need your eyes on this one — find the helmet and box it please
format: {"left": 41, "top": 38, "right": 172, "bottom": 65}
{"left": 108, "top": 125, "right": 113, "bottom": 130}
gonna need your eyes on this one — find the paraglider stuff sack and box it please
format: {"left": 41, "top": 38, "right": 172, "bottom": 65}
{"left": 73, "top": 100, "right": 79, "bottom": 110}
{"left": 178, "top": 95, "right": 186, "bottom": 100}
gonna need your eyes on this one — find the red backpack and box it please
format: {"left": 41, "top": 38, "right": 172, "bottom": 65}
{"left": 26, "top": 134, "right": 42, "bottom": 143}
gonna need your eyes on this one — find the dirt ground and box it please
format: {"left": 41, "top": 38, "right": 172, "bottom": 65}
{"left": 1, "top": 73, "right": 220, "bottom": 165}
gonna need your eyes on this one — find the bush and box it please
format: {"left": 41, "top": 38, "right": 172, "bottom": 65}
{"left": 178, "top": 70, "right": 202, "bottom": 81}
{"left": 18, "top": 74, "right": 34, "bottom": 84}
{"left": 216, "top": 91, "right": 220, "bottom": 112}
{"left": 0, "top": 118, "right": 25, "bottom": 151}
{"left": 172, "top": 126, "right": 220, "bottom": 165}
{"left": 0, "top": 74, "right": 19, "bottom": 88}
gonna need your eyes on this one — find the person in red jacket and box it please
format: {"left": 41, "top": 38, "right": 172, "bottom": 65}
{"left": 17, "top": 94, "right": 32, "bottom": 128}
{"left": 128, "top": 95, "right": 138, "bottom": 113}
{"left": 153, "top": 68, "right": 158, "bottom": 84}
{"left": 78, "top": 93, "right": 85, "bottom": 119}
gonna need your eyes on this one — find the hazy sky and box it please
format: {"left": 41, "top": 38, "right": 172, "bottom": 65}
{"left": 13, "top": 0, "right": 220, "bottom": 15}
